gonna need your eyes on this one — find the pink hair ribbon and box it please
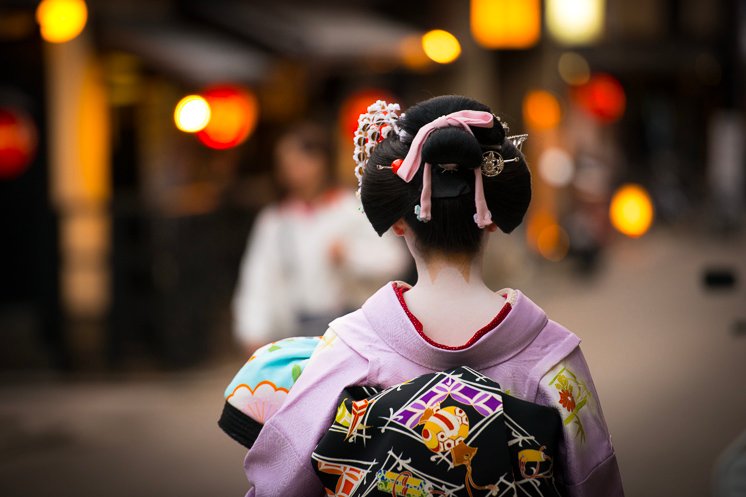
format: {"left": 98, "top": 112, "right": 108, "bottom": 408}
{"left": 396, "top": 110, "right": 495, "bottom": 228}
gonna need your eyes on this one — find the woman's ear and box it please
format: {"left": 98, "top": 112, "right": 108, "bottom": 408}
{"left": 392, "top": 218, "right": 407, "bottom": 237}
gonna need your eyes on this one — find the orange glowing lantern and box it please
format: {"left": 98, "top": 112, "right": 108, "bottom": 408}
{"left": 197, "top": 85, "right": 259, "bottom": 150}
{"left": 0, "top": 108, "right": 37, "bottom": 179}
{"left": 523, "top": 90, "right": 562, "bottom": 130}
{"left": 421, "top": 29, "right": 462, "bottom": 64}
{"left": 340, "top": 89, "right": 395, "bottom": 139}
{"left": 573, "top": 73, "right": 626, "bottom": 123}
{"left": 470, "top": 0, "right": 541, "bottom": 49}
{"left": 36, "top": 0, "right": 88, "bottom": 43}
{"left": 609, "top": 183, "right": 653, "bottom": 238}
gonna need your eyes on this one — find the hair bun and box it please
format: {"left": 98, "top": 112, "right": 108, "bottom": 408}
{"left": 421, "top": 127, "right": 482, "bottom": 170}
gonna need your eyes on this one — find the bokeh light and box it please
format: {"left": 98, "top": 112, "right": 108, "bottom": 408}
{"left": 538, "top": 147, "right": 575, "bottom": 187}
{"left": 197, "top": 86, "right": 259, "bottom": 150}
{"left": 36, "top": 0, "right": 88, "bottom": 43}
{"left": 470, "top": 0, "right": 541, "bottom": 49}
{"left": 572, "top": 73, "right": 626, "bottom": 123}
{"left": 546, "top": 0, "right": 605, "bottom": 45}
{"left": 0, "top": 108, "right": 37, "bottom": 180}
{"left": 523, "top": 90, "right": 562, "bottom": 130}
{"left": 609, "top": 183, "right": 654, "bottom": 238}
{"left": 558, "top": 52, "right": 591, "bottom": 86}
{"left": 421, "top": 29, "right": 462, "bottom": 64}
{"left": 537, "top": 223, "right": 571, "bottom": 261}
{"left": 174, "top": 95, "right": 211, "bottom": 133}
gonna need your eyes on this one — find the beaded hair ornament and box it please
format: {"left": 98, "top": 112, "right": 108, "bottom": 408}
{"left": 353, "top": 100, "right": 402, "bottom": 198}
{"left": 353, "top": 100, "right": 528, "bottom": 229}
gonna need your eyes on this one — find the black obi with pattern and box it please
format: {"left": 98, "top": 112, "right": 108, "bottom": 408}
{"left": 312, "top": 366, "right": 566, "bottom": 497}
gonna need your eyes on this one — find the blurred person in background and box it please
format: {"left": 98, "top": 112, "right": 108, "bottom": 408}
{"left": 232, "top": 122, "right": 408, "bottom": 354}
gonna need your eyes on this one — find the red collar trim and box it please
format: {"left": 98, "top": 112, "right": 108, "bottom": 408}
{"left": 392, "top": 283, "right": 512, "bottom": 351}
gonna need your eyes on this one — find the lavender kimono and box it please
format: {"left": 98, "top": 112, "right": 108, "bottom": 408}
{"left": 221, "top": 283, "right": 624, "bottom": 497}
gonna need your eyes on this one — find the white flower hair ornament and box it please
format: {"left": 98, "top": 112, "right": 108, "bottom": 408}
{"left": 352, "top": 100, "right": 402, "bottom": 197}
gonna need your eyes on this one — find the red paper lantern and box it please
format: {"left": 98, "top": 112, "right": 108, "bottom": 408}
{"left": 0, "top": 108, "right": 37, "bottom": 179}
{"left": 572, "top": 73, "right": 626, "bottom": 123}
{"left": 197, "top": 85, "right": 259, "bottom": 150}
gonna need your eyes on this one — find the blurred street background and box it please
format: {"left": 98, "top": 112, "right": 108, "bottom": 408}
{"left": 0, "top": 0, "right": 744, "bottom": 496}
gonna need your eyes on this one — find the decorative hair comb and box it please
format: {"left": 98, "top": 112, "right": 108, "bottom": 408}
{"left": 508, "top": 134, "right": 528, "bottom": 150}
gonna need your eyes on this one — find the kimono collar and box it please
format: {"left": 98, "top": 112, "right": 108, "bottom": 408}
{"left": 360, "top": 282, "right": 549, "bottom": 371}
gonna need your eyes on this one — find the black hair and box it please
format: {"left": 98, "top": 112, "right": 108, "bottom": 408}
{"left": 361, "top": 95, "right": 531, "bottom": 256}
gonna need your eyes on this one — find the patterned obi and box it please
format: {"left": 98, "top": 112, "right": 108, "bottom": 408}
{"left": 312, "top": 366, "right": 564, "bottom": 497}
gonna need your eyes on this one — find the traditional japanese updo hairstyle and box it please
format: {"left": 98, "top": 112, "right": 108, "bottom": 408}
{"left": 360, "top": 95, "right": 531, "bottom": 256}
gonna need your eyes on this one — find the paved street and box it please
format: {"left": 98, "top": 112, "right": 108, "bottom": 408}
{"left": 1, "top": 228, "right": 744, "bottom": 497}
